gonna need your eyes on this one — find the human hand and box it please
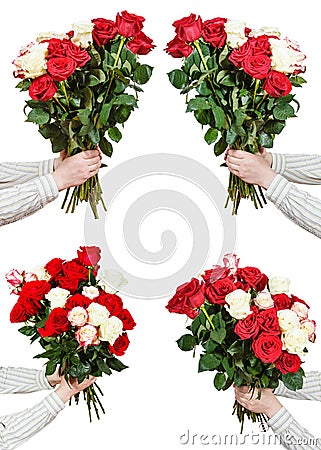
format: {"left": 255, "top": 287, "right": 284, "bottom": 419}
{"left": 226, "top": 149, "right": 276, "bottom": 189}
{"left": 259, "top": 147, "right": 273, "bottom": 167}
{"left": 46, "top": 367, "right": 62, "bottom": 387}
{"left": 55, "top": 375, "right": 96, "bottom": 403}
{"left": 52, "top": 150, "right": 101, "bottom": 191}
{"left": 53, "top": 150, "right": 67, "bottom": 170}
{"left": 234, "top": 385, "right": 283, "bottom": 419}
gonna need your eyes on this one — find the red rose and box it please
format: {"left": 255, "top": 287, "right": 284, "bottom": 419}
{"left": 249, "top": 35, "right": 271, "bottom": 56}
{"left": 46, "top": 38, "right": 69, "bottom": 58}
{"left": 20, "top": 280, "right": 51, "bottom": 301}
{"left": 65, "top": 41, "right": 91, "bottom": 67}
{"left": 173, "top": 14, "right": 202, "bottom": 43}
{"left": 127, "top": 31, "right": 155, "bottom": 55}
{"left": 65, "top": 293, "right": 91, "bottom": 311}
{"left": 229, "top": 41, "right": 253, "bottom": 68}
{"left": 45, "top": 258, "right": 64, "bottom": 279}
{"left": 291, "top": 295, "right": 309, "bottom": 309}
{"left": 29, "top": 74, "right": 57, "bottom": 101}
{"left": 257, "top": 308, "right": 280, "bottom": 334}
{"left": 234, "top": 307, "right": 260, "bottom": 340}
{"left": 263, "top": 70, "right": 292, "bottom": 97}
{"left": 252, "top": 332, "right": 283, "bottom": 363}
{"left": 109, "top": 333, "right": 130, "bottom": 356}
{"left": 97, "top": 293, "right": 123, "bottom": 315}
{"left": 272, "top": 293, "right": 293, "bottom": 311}
{"left": 92, "top": 18, "right": 118, "bottom": 46}
{"left": 58, "top": 261, "right": 89, "bottom": 293}
{"left": 166, "top": 278, "right": 205, "bottom": 318}
{"left": 116, "top": 309, "right": 136, "bottom": 330}
{"left": 38, "top": 308, "right": 70, "bottom": 337}
{"left": 237, "top": 267, "right": 268, "bottom": 291}
{"left": 274, "top": 351, "right": 301, "bottom": 374}
{"left": 76, "top": 246, "right": 101, "bottom": 268}
{"left": 165, "top": 36, "right": 192, "bottom": 58}
{"left": 205, "top": 277, "right": 236, "bottom": 305}
{"left": 47, "top": 56, "right": 77, "bottom": 81}
{"left": 115, "top": 10, "right": 145, "bottom": 38}
{"left": 242, "top": 54, "right": 271, "bottom": 79}
{"left": 166, "top": 294, "right": 199, "bottom": 319}
{"left": 17, "top": 295, "right": 42, "bottom": 317}
{"left": 202, "top": 17, "right": 227, "bottom": 48}
{"left": 10, "top": 302, "right": 29, "bottom": 323}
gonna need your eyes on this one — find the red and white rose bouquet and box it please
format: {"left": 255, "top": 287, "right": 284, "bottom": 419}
{"left": 165, "top": 14, "right": 306, "bottom": 214}
{"left": 6, "top": 246, "right": 135, "bottom": 421}
{"left": 13, "top": 11, "right": 155, "bottom": 218}
{"left": 166, "top": 254, "right": 316, "bottom": 432}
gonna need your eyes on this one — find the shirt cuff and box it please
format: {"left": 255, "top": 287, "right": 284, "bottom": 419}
{"left": 42, "top": 392, "right": 65, "bottom": 417}
{"left": 265, "top": 174, "right": 292, "bottom": 207}
{"left": 38, "top": 159, "right": 55, "bottom": 176}
{"left": 36, "top": 370, "right": 54, "bottom": 390}
{"left": 271, "top": 153, "right": 286, "bottom": 175}
{"left": 267, "top": 407, "right": 293, "bottom": 434}
{"left": 34, "top": 173, "right": 59, "bottom": 206}
{"left": 273, "top": 382, "right": 288, "bottom": 397}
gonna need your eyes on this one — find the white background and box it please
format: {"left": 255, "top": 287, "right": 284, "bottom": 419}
{"left": 0, "top": 0, "right": 321, "bottom": 449}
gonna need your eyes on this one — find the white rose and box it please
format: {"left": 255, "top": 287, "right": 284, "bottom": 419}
{"left": 18, "top": 42, "right": 49, "bottom": 78}
{"left": 282, "top": 327, "right": 309, "bottom": 357}
{"left": 225, "top": 289, "right": 252, "bottom": 320}
{"left": 249, "top": 27, "right": 281, "bottom": 38}
{"left": 98, "top": 316, "right": 123, "bottom": 344}
{"left": 87, "top": 302, "right": 109, "bottom": 326}
{"left": 268, "top": 277, "right": 291, "bottom": 295}
{"left": 277, "top": 309, "right": 300, "bottom": 332}
{"left": 32, "top": 265, "right": 51, "bottom": 281}
{"left": 270, "top": 38, "right": 306, "bottom": 74}
{"left": 82, "top": 285, "right": 99, "bottom": 300}
{"left": 68, "top": 306, "right": 88, "bottom": 327}
{"left": 224, "top": 20, "right": 247, "bottom": 48}
{"left": 291, "top": 301, "right": 309, "bottom": 320}
{"left": 36, "top": 31, "right": 68, "bottom": 42}
{"left": 254, "top": 291, "right": 274, "bottom": 310}
{"left": 98, "top": 269, "right": 128, "bottom": 293}
{"left": 45, "top": 287, "right": 70, "bottom": 308}
{"left": 71, "top": 21, "right": 94, "bottom": 47}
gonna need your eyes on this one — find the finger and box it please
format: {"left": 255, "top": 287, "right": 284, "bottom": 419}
{"left": 227, "top": 149, "right": 245, "bottom": 159}
{"left": 82, "top": 149, "right": 100, "bottom": 158}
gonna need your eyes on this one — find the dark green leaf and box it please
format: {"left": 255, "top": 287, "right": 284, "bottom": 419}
{"left": 186, "top": 97, "right": 210, "bottom": 112}
{"left": 134, "top": 64, "right": 153, "bottom": 85}
{"left": 210, "top": 328, "right": 226, "bottom": 344}
{"left": 258, "top": 132, "right": 274, "bottom": 148}
{"left": 97, "top": 358, "right": 112, "bottom": 375}
{"left": 107, "top": 357, "right": 128, "bottom": 372}
{"left": 38, "top": 124, "right": 60, "bottom": 140}
{"left": 45, "top": 360, "right": 59, "bottom": 376}
{"left": 222, "top": 357, "right": 234, "bottom": 379}
{"left": 18, "top": 325, "right": 36, "bottom": 336}
{"left": 214, "top": 136, "right": 227, "bottom": 156}
{"left": 99, "top": 136, "right": 113, "bottom": 157}
{"left": 282, "top": 371, "right": 303, "bottom": 391}
{"left": 198, "top": 353, "right": 221, "bottom": 372}
{"left": 211, "top": 104, "right": 225, "bottom": 129}
{"left": 214, "top": 372, "right": 226, "bottom": 390}
{"left": 108, "top": 126, "right": 122, "bottom": 143}
{"left": 264, "top": 120, "right": 285, "bottom": 135}
{"left": 26, "top": 108, "right": 50, "bottom": 125}
{"left": 204, "top": 128, "right": 218, "bottom": 145}
{"left": 168, "top": 69, "right": 188, "bottom": 89}
{"left": 88, "top": 128, "right": 100, "bottom": 145}
{"left": 114, "top": 94, "right": 137, "bottom": 107}
{"left": 52, "top": 134, "right": 68, "bottom": 153}
{"left": 100, "top": 102, "right": 113, "bottom": 126}
{"left": 273, "top": 103, "right": 295, "bottom": 120}
{"left": 78, "top": 109, "right": 91, "bottom": 125}
{"left": 177, "top": 334, "right": 196, "bottom": 351}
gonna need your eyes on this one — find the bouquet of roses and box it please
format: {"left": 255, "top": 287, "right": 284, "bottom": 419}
{"left": 13, "top": 11, "right": 155, "bottom": 218}
{"left": 165, "top": 14, "right": 306, "bottom": 214}
{"left": 6, "top": 245, "right": 135, "bottom": 421}
{"left": 166, "top": 254, "right": 316, "bottom": 432}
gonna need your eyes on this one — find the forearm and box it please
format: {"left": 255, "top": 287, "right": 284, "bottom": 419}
{"left": 272, "top": 153, "right": 321, "bottom": 185}
{"left": 0, "top": 392, "right": 64, "bottom": 449}
{"left": 268, "top": 407, "right": 321, "bottom": 450}
{"left": 0, "top": 367, "right": 52, "bottom": 394}
{"left": 0, "top": 160, "right": 54, "bottom": 189}
{"left": 0, "top": 174, "right": 58, "bottom": 227}
{"left": 266, "top": 175, "right": 321, "bottom": 239}
{"left": 274, "top": 371, "right": 321, "bottom": 401}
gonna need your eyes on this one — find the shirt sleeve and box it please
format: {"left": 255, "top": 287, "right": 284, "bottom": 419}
{"left": 265, "top": 174, "right": 321, "bottom": 239}
{"left": 0, "top": 160, "right": 55, "bottom": 189}
{"left": 0, "top": 367, "right": 53, "bottom": 394}
{"left": 0, "top": 392, "right": 65, "bottom": 449}
{"left": 267, "top": 407, "right": 321, "bottom": 450}
{"left": 0, "top": 173, "right": 59, "bottom": 227}
{"left": 271, "top": 153, "right": 321, "bottom": 185}
{"left": 274, "top": 371, "right": 321, "bottom": 401}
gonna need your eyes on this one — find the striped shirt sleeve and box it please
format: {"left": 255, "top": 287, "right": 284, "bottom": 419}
{"left": 0, "top": 367, "right": 52, "bottom": 394}
{"left": 0, "top": 392, "right": 65, "bottom": 449}
{"left": 0, "top": 173, "right": 59, "bottom": 227}
{"left": 0, "top": 160, "right": 55, "bottom": 189}
{"left": 265, "top": 174, "right": 321, "bottom": 238}
{"left": 271, "top": 153, "right": 321, "bottom": 185}
{"left": 274, "top": 371, "right": 321, "bottom": 401}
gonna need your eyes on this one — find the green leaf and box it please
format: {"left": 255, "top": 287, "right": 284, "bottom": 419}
{"left": 97, "top": 358, "right": 112, "bottom": 375}
{"left": 18, "top": 325, "right": 36, "bottom": 336}
{"left": 100, "top": 102, "right": 113, "bottom": 126}
{"left": 114, "top": 94, "right": 137, "bottom": 107}
{"left": 177, "top": 334, "right": 196, "bottom": 351}
{"left": 52, "top": 134, "right": 68, "bottom": 153}
{"left": 88, "top": 69, "right": 106, "bottom": 86}
{"left": 78, "top": 109, "right": 91, "bottom": 125}
{"left": 282, "top": 371, "right": 303, "bottom": 391}
{"left": 226, "top": 127, "right": 238, "bottom": 145}
{"left": 204, "top": 128, "right": 218, "bottom": 145}
{"left": 273, "top": 103, "right": 295, "bottom": 120}
{"left": 227, "top": 340, "right": 243, "bottom": 356}
{"left": 259, "top": 131, "right": 274, "bottom": 148}
{"left": 107, "top": 357, "right": 128, "bottom": 372}
{"left": 264, "top": 120, "right": 285, "bottom": 135}
{"left": 222, "top": 357, "right": 234, "bottom": 379}
{"left": 115, "top": 105, "right": 132, "bottom": 123}
{"left": 168, "top": 69, "right": 188, "bottom": 89}
{"left": 211, "top": 104, "right": 225, "bottom": 129}
{"left": 194, "top": 109, "right": 209, "bottom": 125}
{"left": 210, "top": 328, "right": 226, "bottom": 344}
{"left": 108, "top": 126, "right": 122, "bottom": 143}
{"left": 214, "top": 372, "right": 226, "bottom": 390}
{"left": 45, "top": 359, "right": 59, "bottom": 376}
{"left": 99, "top": 136, "right": 113, "bottom": 157}
{"left": 88, "top": 128, "right": 100, "bottom": 145}
{"left": 38, "top": 123, "right": 60, "bottom": 140}
{"left": 214, "top": 136, "right": 227, "bottom": 156}
{"left": 134, "top": 64, "right": 153, "bottom": 85}
{"left": 186, "top": 97, "right": 211, "bottom": 112}
{"left": 196, "top": 82, "right": 212, "bottom": 97}
{"left": 198, "top": 353, "right": 221, "bottom": 372}
{"left": 26, "top": 108, "right": 50, "bottom": 125}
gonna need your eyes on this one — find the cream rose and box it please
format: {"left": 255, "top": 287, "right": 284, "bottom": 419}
{"left": 277, "top": 309, "right": 300, "bottom": 332}
{"left": 45, "top": 287, "right": 70, "bottom": 309}
{"left": 291, "top": 301, "right": 309, "bottom": 320}
{"left": 68, "top": 306, "right": 88, "bottom": 327}
{"left": 82, "top": 285, "right": 99, "bottom": 300}
{"left": 270, "top": 38, "right": 306, "bottom": 74}
{"left": 75, "top": 324, "right": 99, "bottom": 347}
{"left": 300, "top": 319, "right": 316, "bottom": 342}
{"left": 225, "top": 289, "right": 252, "bottom": 320}
{"left": 71, "top": 21, "right": 94, "bottom": 47}
{"left": 282, "top": 327, "right": 309, "bottom": 357}
{"left": 98, "top": 269, "right": 128, "bottom": 293}
{"left": 249, "top": 27, "right": 281, "bottom": 38}
{"left": 32, "top": 265, "right": 51, "bottom": 281}
{"left": 87, "top": 302, "right": 109, "bottom": 326}
{"left": 17, "top": 42, "right": 49, "bottom": 79}
{"left": 98, "top": 316, "right": 123, "bottom": 344}
{"left": 268, "top": 277, "right": 291, "bottom": 295}
{"left": 225, "top": 20, "right": 247, "bottom": 48}
{"left": 254, "top": 291, "right": 274, "bottom": 310}
{"left": 36, "top": 31, "right": 69, "bottom": 42}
